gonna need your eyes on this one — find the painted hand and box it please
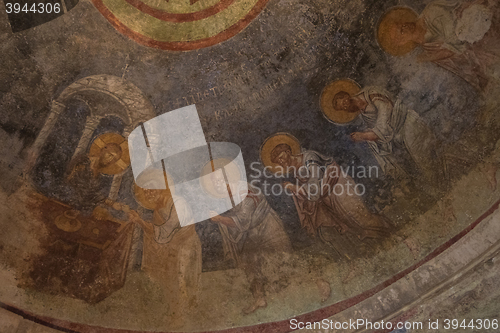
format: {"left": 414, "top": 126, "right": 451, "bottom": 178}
{"left": 350, "top": 132, "right": 365, "bottom": 142}
{"left": 127, "top": 210, "right": 141, "bottom": 223}
{"left": 209, "top": 211, "right": 235, "bottom": 227}
{"left": 104, "top": 198, "right": 114, "bottom": 206}
{"left": 283, "top": 182, "right": 297, "bottom": 193}
{"left": 209, "top": 210, "right": 221, "bottom": 222}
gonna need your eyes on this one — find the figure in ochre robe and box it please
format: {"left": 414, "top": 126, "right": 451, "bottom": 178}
{"left": 127, "top": 194, "right": 201, "bottom": 327}
{"left": 209, "top": 179, "right": 292, "bottom": 314}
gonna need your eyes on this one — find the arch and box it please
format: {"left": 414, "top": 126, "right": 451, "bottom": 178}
{"left": 56, "top": 74, "right": 156, "bottom": 132}
{"left": 27, "top": 75, "right": 156, "bottom": 200}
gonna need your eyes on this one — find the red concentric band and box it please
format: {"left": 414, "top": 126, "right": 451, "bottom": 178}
{"left": 91, "top": 0, "right": 270, "bottom": 50}
{"left": 123, "top": 0, "right": 235, "bottom": 23}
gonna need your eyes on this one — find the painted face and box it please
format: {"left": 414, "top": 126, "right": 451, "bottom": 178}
{"left": 391, "top": 22, "right": 416, "bottom": 46}
{"left": 334, "top": 95, "right": 351, "bottom": 111}
{"left": 276, "top": 151, "right": 292, "bottom": 168}
{"left": 144, "top": 189, "right": 162, "bottom": 204}
{"left": 99, "top": 144, "right": 122, "bottom": 167}
{"left": 211, "top": 172, "right": 227, "bottom": 195}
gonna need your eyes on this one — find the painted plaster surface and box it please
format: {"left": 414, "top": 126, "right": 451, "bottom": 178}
{"left": 1, "top": 0, "right": 500, "bottom": 331}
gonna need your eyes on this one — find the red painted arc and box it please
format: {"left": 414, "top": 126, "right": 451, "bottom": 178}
{"left": 91, "top": 0, "right": 270, "bottom": 50}
{"left": 123, "top": 0, "right": 235, "bottom": 23}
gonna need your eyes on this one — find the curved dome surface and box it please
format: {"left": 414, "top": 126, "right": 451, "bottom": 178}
{"left": 1, "top": 0, "right": 500, "bottom": 332}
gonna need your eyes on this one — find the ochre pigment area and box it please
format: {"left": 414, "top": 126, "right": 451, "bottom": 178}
{"left": 1, "top": 0, "right": 500, "bottom": 332}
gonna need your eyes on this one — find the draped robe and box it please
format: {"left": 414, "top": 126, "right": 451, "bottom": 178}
{"left": 356, "top": 86, "right": 442, "bottom": 184}
{"left": 141, "top": 196, "right": 202, "bottom": 317}
{"left": 218, "top": 183, "right": 291, "bottom": 292}
{"left": 291, "top": 150, "right": 391, "bottom": 245}
{"left": 421, "top": 0, "right": 500, "bottom": 91}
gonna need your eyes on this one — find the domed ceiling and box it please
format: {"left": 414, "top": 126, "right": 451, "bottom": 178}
{"left": 1, "top": 0, "right": 500, "bottom": 331}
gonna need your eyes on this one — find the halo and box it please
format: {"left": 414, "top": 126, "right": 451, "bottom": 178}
{"left": 200, "top": 158, "right": 243, "bottom": 199}
{"left": 133, "top": 168, "right": 173, "bottom": 210}
{"left": 260, "top": 132, "right": 301, "bottom": 174}
{"left": 88, "top": 133, "right": 130, "bottom": 175}
{"left": 320, "top": 79, "right": 361, "bottom": 125}
{"left": 377, "top": 7, "right": 419, "bottom": 56}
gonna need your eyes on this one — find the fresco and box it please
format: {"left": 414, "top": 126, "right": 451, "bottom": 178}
{"left": 0, "top": 0, "right": 500, "bottom": 331}
{"left": 91, "top": 0, "right": 271, "bottom": 50}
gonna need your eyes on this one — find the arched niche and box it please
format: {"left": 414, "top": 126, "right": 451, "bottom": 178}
{"left": 27, "top": 74, "right": 156, "bottom": 200}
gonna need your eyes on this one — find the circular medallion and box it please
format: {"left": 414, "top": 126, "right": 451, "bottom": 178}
{"left": 91, "top": 0, "right": 270, "bottom": 50}
{"left": 320, "top": 79, "right": 361, "bottom": 125}
{"left": 260, "top": 132, "right": 300, "bottom": 174}
{"left": 89, "top": 133, "right": 130, "bottom": 175}
{"left": 377, "top": 7, "right": 419, "bottom": 57}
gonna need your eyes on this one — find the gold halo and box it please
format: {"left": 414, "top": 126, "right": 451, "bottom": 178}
{"left": 377, "top": 7, "right": 419, "bottom": 56}
{"left": 200, "top": 158, "right": 243, "bottom": 199}
{"left": 320, "top": 79, "right": 361, "bottom": 125}
{"left": 133, "top": 168, "right": 173, "bottom": 210}
{"left": 88, "top": 133, "right": 131, "bottom": 175}
{"left": 260, "top": 133, "right": 301, "bottom": 174}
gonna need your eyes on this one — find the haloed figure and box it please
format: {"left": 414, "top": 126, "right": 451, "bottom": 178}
{"left": 208, "top": 172, "right": 292, "bottom": 314}
{"left": 382, "top": 1, "right": 500, "bottom": 91}
{"left": 271, "top": 144, "right": 391, "bottom": 259}
{"left": 65, "top": 142, "right": 123, "bottom": 211}
{"left": 331, "top": 87, "right": 442, "bottom": 190}
{"left": 388, "top": 21, "right": 425, "bottom": 50}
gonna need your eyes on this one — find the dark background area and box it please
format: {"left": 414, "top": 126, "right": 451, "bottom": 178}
{"left": 0, "top": 0, "right": 482, "bottom": 270}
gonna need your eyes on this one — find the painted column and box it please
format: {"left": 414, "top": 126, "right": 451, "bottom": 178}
{"left": 70, "top": 115, "right": 101, "bottom": 161}
{"left": 25, "top": 100, "right": 66, "bottom": 173}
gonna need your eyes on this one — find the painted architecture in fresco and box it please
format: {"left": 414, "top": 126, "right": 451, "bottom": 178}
{"left": 1, "top": 0, "right": 500, "bottom": 331}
